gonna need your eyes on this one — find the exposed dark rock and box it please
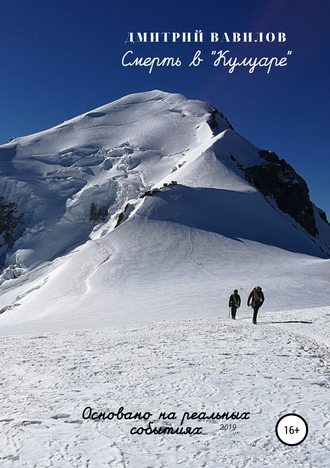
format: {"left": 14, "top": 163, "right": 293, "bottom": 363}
{"left": 115, "top": 212, "right": 125, "bottom": 228}
{"left": 114, "top": 203, "right": 133, "bottom": 228}
{"left": 258, "top": 149, "right": 280, "bottom": 163}
{"left": 141, "top": 188, "right": 161, "bottom": 198}
{"left": 0, "top": 197, "right": 24, "bottom": 247}
{"left": 140, "top": 182, "right": 179, "bottom": 199}
{"left": 229, "top": 154, "right": 244, "bottom": 170}
{"left": 244, "top": 150, "right": 318, "bottom": 237}
{"left": 207, "top": 108, "right": 234, "bottom": 135}
{"left": 89, "top": 203, "right": 108, "bottom": 223}
{"left": 319, "top": 209, "right": 329, "bottom": 225}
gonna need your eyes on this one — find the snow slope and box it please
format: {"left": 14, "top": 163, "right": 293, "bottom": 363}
{"left": 0, "top": 90, "right": 329, "bottom": 334}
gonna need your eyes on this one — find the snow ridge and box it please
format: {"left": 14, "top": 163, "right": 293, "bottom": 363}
{"left": 0, "top": 90, "right": 329, "bottom": 334}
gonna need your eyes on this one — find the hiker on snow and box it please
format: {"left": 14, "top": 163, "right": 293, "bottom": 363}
{"left": 247, "top": 286, "right": 265, "bottom": 324}
{"left": 229, "top": 289, "right": 241, "bottom": 319}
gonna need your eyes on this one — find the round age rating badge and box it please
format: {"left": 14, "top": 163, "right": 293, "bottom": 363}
{"left": 275, "top": 414, "right": 308, "bottom": 446}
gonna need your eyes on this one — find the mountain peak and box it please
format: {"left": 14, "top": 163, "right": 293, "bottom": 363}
{"left": 0, "top": 90, "right": 329, "bottom": 332}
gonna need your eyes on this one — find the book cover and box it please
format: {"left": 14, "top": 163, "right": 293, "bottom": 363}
{"left": 0, "top": 1, "right": 329, "bottom": 466}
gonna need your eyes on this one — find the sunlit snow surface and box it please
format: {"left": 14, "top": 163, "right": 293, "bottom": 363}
{"left": 0, "top": 310, "right": 329, "bottom": 467}
{"left": 0, "top": 91, "right": 329, "bottom": 466}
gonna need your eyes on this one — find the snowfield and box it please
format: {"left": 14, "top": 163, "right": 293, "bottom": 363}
{"left": 0, "top": 90, "right": 329, "bottom": 466}
{"left": 1, "top": 309, "right": 329, "bottom": 467}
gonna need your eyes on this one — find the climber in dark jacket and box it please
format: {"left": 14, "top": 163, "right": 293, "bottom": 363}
{"left": 247, "top": 286, "right": 265, "bottom": 324}
{"left": 229, "top": 289, "right": 241, "bottom": 319}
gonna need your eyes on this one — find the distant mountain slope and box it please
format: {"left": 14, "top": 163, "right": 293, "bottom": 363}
{"left": 0, "top": 90, "right": 329, "bottom": 333}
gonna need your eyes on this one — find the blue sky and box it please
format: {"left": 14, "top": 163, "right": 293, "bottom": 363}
{"left": 0, "top": 0, "right": 329, "bottom": 215}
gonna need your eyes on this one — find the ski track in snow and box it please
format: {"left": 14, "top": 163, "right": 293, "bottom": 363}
{"left": 187, "top": 228, "right": 221, "bottom": 281}
{"left": 83, "top": 246, "right": 112, "bottom": 296}
{"left": 0, "top": 312, "right": 329, "bottom": 468}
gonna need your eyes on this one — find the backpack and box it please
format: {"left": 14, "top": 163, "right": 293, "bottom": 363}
{"left": 233, "top": 293, "right": 240, "bottom": 307}
{"left": 253, "top": 288, "right": 263, "bottom": 305}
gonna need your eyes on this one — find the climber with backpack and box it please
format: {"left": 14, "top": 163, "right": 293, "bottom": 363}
{"left": 228, "top": 289, "right": 241, "bottom": 319}
{"left": 247, "top": 286, "right": 265, "bottom": 324}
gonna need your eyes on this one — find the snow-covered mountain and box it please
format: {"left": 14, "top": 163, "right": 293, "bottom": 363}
{"left": 0, "top": 90, "right": 329, "bottom": 334}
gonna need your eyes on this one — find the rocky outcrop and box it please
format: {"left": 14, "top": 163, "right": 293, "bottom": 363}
{"left": 89, "top": 203, "right": 108, "bottom": 224}
{"left": 318, "top": 208, "right": 329, "bottom": 225}
{"left": 244, "top": 150, "right": 318, "bottom": 237}
{"left": 0, "top": 197, "right": 24, "bottom": 248}
{"left": 207, "top": 109, "right": 234, "bottom": 135}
